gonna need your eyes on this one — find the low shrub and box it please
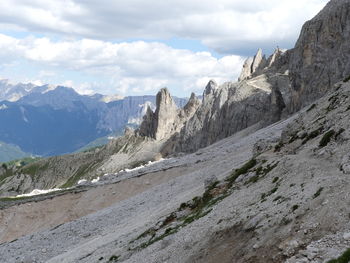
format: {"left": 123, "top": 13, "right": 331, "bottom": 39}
{"left": 327, "top": 248, "right": 350, "bottom": 263}
{"left": 319, "top": 130, "right": 335, "bottom": 147}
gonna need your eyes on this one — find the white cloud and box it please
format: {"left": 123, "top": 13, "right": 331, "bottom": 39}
{"left": 0, "top": 0, "right": 328, "bottom": 54}
{"left": 0, "top": 34, "right": 245, "bottom": 95}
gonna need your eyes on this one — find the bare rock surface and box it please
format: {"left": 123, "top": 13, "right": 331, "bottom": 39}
{"left": 289, "top": 0, "right": 350, "bottom": 111}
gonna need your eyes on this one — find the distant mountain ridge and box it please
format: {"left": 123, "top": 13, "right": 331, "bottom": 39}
{"left": 0, "top": 141, "right": 30, "bottom": 163}
{"left": 0, "top": 81, "right": 188, "bottom": 157}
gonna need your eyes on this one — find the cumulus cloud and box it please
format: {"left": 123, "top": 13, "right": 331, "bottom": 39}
{"left": 0, "top": 0, "right": 328, "bottom": 54}
{"left": 0, "top": 34, "right": 245, "bottom": 95}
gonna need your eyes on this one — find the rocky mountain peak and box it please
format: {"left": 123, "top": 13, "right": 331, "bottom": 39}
{"left": 155, "top": 87, "right": 177, "bottom": 112}
{"left": 238, "top": 48, "right": 267, "bottom": 81}
{"left": 183, "top": 92, "right": 201, "bottom": 117}
{"left": 138, "top": 88, "right": 199, "bottom": 141}
{"left": 203, "top": 80, "right": 218, "bottom": 102}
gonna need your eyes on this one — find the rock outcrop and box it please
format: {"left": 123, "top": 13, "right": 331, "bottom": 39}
{"left": 138, "top": 88, "right": 200, "bottom": 141}
{"left": 289, "top": 0, "right": 350, "bottom": 111}
{"left": 238, "top": 48, "right": 268, "bottom": 81}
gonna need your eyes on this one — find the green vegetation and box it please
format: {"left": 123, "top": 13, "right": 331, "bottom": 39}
{"left": 61, "top": 163, "right": 93, "bottom": 188}
{"left": 255, "top": 162, "right": 279, "bottom": 177}
{"left": 261, "top": 186, "right": 279, "bottom": 202}
{"left": 343, "top": 75, "right": 350, "bottom": 82}
{"left": 20, "top": 162, "right": 49, "bottom": 177}
{"left": 319, "top": 130, "right": 335, "bottom": 148}
{"left": 226, "top": 159, "right": 257, "bottom": 186}
{"left": 291, "top": 204, "right": 299, "bottom": 212}
{"left": 302, "top": 128, "right": 323, "bottom": 145}
{"left": 313, "top": 187, "right": 324, "bottom": 199}
{"left": 327, "top": 248, "right": 350, "bottom": 263}
{"left": 272, "top": 177, "right": 279, "bottom": 183}
{"left": 246, "top": 175, "right": 259, "bottom": 184}
{"left": 274, "top": 141, "right": 284, "bottom": 152}
{"left": 130, "top": 180, "right": 230, "bottom": 251}
{"left": 130, "top": 160, "right": 149, "bottom": 169}
{"left": 0, "top": 188, "right": 74, "bottom": 203}
{"left": 288, "top": 133, "right": 299, "bottom": 143}
{"left": 6, "top": 157, "right": 41, "bottom": 168}
{"left": 327, "top": 94, "right": 339, "bottom": 112}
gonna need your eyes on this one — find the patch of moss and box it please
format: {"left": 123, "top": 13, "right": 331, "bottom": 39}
{"left": 327, "top": 248, "right": 350, "bottom": 263}
{"left": 319, "top": 130, "right": 335, "bottom": 148}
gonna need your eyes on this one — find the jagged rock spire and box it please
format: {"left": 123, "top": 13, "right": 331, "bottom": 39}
{"left": 138, "top": 88, "right": 200, "bottom": 141}
{"left": 203, "top": 80, "right": 218, "bottom": 103}
{"left": 238, "top": 48, "right": 267, "bottom": 81}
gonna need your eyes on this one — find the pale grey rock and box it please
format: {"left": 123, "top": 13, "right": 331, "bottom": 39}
{"left": 138, "top": 88, "right": 200, "bottom": 142}
{"left": 172, "top": 72, "right": 290, "bottom": 153}
{"left": 251, "top": 48, "right": 266, "bottom": 73}
{"left": 238, "top": 48, "right": 268, "bottom": 81}
{"left": 238, "top": 57, "right": 254, "bottom": 82}
{"left": 124, "top": 126, "right": 135, "bottom": 136}
{"left": 253, "top": 138, "right": 276, "bottom": 156}
{"left": 343, "top": 232, "right": 350, "bottom": 240}
{"left": 289, "top": 0, "right": 350, "bottom": 111}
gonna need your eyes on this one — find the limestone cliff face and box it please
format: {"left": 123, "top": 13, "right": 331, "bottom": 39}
{"left": 289, "top": 0, "right": 350, "bottom": 111}
{"left": 172, "top": 73, "right": 290, "bottom": 153}
{"left": 138, "top": 48, "right": 291, "bottom": 154}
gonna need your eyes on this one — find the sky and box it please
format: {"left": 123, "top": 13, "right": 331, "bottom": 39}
{"left": 0, "top": 0, "right": 329, "bottom": 97}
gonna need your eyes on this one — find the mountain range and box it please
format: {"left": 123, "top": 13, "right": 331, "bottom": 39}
{"left": 0, "top": 81, "right": 187, "bottom": 157}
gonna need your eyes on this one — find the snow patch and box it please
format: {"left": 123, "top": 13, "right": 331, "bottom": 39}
{"left": 77, "top": 179, "right": 88, "bottom": 185}
{"left": 122, "top": 158, "right": 168, "bottom": 173}
{"left": 91, "top": 177, "right": 100, "bottom": 183}
{"left": 15, "top": 188, "right": 63, "bottom": 198}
